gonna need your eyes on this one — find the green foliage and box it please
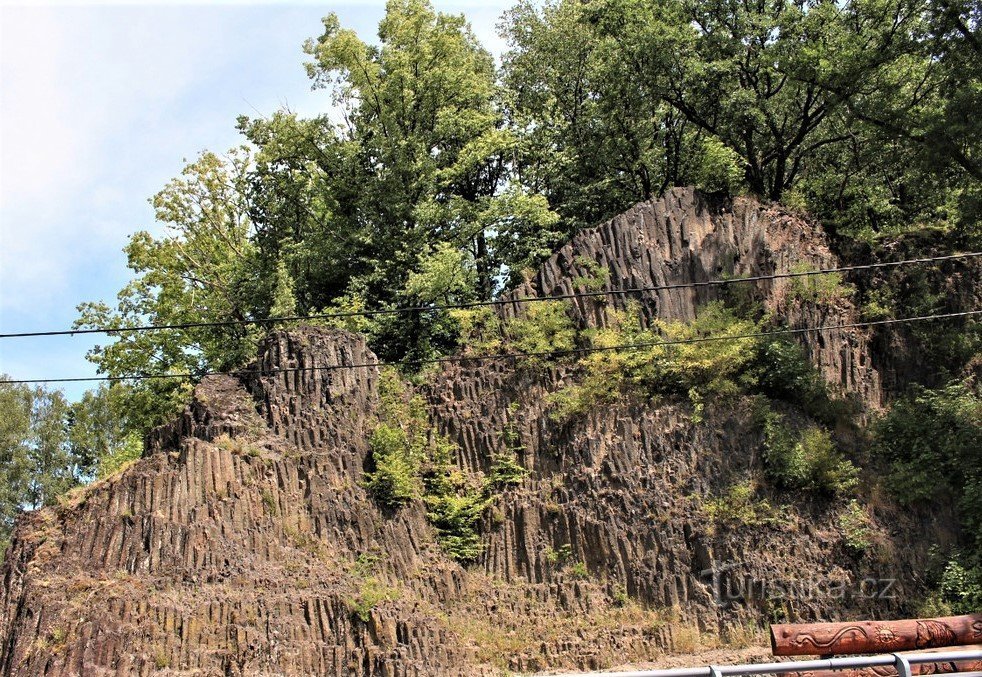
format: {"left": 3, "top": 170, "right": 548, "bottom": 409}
{"left": 544, "top": 543, "right": 573, "bottom": 565}
{"left": 701, "top": 480, "right": 780, "bottom": 531}
{"left": 505, "top": 0, "right": 981, "bottom": 241}
{"left": 548, "top": 302, "right": 760, "bottom": 422}
{"left": 68, "top": 385, "right": 143, "bottom": 480}
{"left": 364, "top": 369, "right": 430, "bottom": 509}
{"left": 347, "top": 576, "right": 399, "bottom": 623}
{"left": 694, "top": 136, "right": 745, "bottom": 194}
{"left": 567, "top": 561, "right": 590, "bottom": 579}
{"left": 404, "top": 243, "right": 477, "bottom": 305}
{"left": 261, "top": 489, "right": 278, "bottom": 516}
{"left": 754, "top": 338, "right": 851, "bottom": 426}
{"left": 75, "top": 148, "right": 261, "bottom": 435}
{"left": 874, "top": 381, "right": 981, "bottom": 552}
{"left": 270, "top": 259, "right": 298, "bottom": 319}
{"left": 364, "top": 368, "right": 528, "bottom": 560}
{"left": 838, "top": 499, "right": 875, "bottom": 556}
{"left": 0, "top": 379, "right": 107, "bottom": 555}
{"left": 487, "top": 452, "right": 529, "bottom": 489}
{"left": 787, "top": 265, "right": 854, "bottom": 305}
{"left": 488, "top": 405, "right": 530, "bottom": 488}
{"left": 450, "top": 307, "right": 504, "bottom": 356}
{"left": 364, "top": 424, "right": 420, "bottom": 509}
{"left": 423, "top": 482, "right": 491, "bottom": 562}
{"left": 503, "top": 301, "right": 577, "bottom": 358}
{"left": 936, "top": 559, "right": 982, "bottom": 614}
{"left": 572, "top": 256, "right": 610, "bottom": 292}
{"left": 760, "top": 410, "right": 859, "bottom": 495}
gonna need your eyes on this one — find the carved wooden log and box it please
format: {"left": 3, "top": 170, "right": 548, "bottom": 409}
{"left": 771, "top": 615, "right": 982, "bottom": 656}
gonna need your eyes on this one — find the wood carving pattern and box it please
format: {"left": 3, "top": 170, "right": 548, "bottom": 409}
{"left": 772, "top": 615, "right": 982, "bottom": 656}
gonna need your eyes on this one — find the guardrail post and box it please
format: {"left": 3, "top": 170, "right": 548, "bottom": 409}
{"left": 894, "top": 652, "right": 913, "bottom": 677}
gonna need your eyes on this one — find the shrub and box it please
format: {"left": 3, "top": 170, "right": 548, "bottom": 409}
{"left": 261, "top": 489, "right": 278, "bottom": 516}
{"left": 875, "top": 381, "right": 980, "bottom": 511}
{"left": 572, "top": 255, "right": 610, "bottom": 291}
{"left": 449, "top": 306, "right": 503, "bottom": 355}
{"left": 503, "top": 300, "right": 577, "bottom": 357}
{"left": 364, "top": 424, "right": 419, "bottom": 509}
{"left": 568, "top": 561, "right": 590, "bottom": 578}
{"left": 838, "top": 499, "right": 874, "bottom": 555}
{"left": 761, "top": 411, "right": 858, "bottom": 495}
{"left": 701, "top": 480, "right": 780, "bottom": 531}
{"left": 347, "top": 577, "right": 398, "bottom": 623}
{"left": 545, "top": 543, "right": 574, "bottom": 565}
{"left": 423, "top": 486, "right": 491, "bottom": 562}
{"left": 487, "top": 451, "right": 528, "bottom": 488}
{"left": 787, "top": 264, "right": 854, "bottom": 304}
{"left": 754, "top": 338, "right": 853, "bottom": 425}
{"left": 937, "top": 560, "right": 982, "bottom": 613}
{"left": 548, "top": 302, "right": 760, "bottom": 422}
{"left": 921, "top": 558, "right": 982, "bottom": 615}
{"left": 876, "top": 381, "right": 982, "bottom": 577}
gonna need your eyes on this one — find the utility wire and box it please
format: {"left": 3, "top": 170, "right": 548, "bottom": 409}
{"left": 1, "top": 251, "right": 979, "bottom": 340}
{"left": 5, "top": 308, "right": 979, "bottom": 385}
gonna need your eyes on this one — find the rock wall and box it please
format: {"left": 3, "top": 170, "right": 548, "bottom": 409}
{"left": 0, "top": 189, "right": 953, "bottom": 675}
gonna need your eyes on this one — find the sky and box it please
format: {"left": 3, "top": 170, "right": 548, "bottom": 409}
{"left": 0, "top": 0, "right": 513, "bottom": 401}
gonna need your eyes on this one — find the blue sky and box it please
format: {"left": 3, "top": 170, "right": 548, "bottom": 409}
{"left": 0, "top": 0, "right": 513, "bottom": 401}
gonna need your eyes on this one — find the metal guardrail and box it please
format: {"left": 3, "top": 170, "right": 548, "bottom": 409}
{"left": 543, "top": 649, "right": 982, "bottom": 677}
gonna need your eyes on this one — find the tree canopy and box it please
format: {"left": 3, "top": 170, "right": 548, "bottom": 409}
{"left": 67, "top": 0, "right": 979, "bottom": 434}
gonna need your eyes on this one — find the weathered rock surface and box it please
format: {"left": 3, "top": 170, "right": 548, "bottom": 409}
{"left": 0, "top": 188, "right": 956, "bottom": 675}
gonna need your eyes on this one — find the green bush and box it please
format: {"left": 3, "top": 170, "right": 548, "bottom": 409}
{"left": 545, "top": 543, "right": 574, "bottom": 565}
{"left": 572, "top": 255, "right": 610, "bottom": 291}
{"left": 921, "top": 558, "right": 982, "bottom": 615}
{"left": 875, "top": 381, "right": 981, "bottom": 557}
{"left": 364, "top": 423, "right": 420, "bottom": 509}
{"left": 875, "top": 381, "right": 980, "bottom": 502}
{"left": 347, "top": 576, "right": 398, "bottom": 622}
{"left": 701, "top": 480, "right": 780, "bottom": 531}
{"left": 838, "top": 499, "right": 874, "bottom": 555}
{"left": 548, "top": 302, "right": 760, "bottom": 421}
{"left": 787, "top": 264, "right": 854, "bottom": 304}
{"left": 449, "top": 306, "right": 503, "bottom": 355}
{"left": 503, "top": 300, "right": 577, "bottom": 357}
{"left": 487, "top": 451, "right": 529, "bottom": 488}
{"left": 423, "top": 446, "right": 492, "bottom": 561}
{"left": 365, "top": 370, "right": 533, "bottom": 560}
{"left": 761, "top": 411, "right": 858, "bottom": 495}
{"left": 937, "top": 560, "right": 982, "bottom": 613}
{"left": 568, "top": 561, "right": 590, "bottom": 579}
{"left": 754, "top": 338, "right": 853, "bottom": 425}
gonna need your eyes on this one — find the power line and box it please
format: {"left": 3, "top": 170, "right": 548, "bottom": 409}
{"left": 1, "top": 252, "right": 979, "bottom": 340}
{"left": 5, "top": 309, "right": 978, "bottom": 385}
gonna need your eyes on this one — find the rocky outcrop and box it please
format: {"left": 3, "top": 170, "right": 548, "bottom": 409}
{"left": 0, "top": 189, "right": 954, "bottom": 675}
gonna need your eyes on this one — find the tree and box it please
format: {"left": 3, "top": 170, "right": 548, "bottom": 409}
{"left": 75, "top": 148, "right": 264, "bottom": 434}
{"left": 501, "top": 0, "right": 708, "bottom": 230}
{"left": 0, "top": 379, "right": 33, "bottom": 555}
{"left": 68, "top": 385, "right": 143, "bottom": 480}
{"left": 0, "top": 378, "right": 91, "bottom": 555}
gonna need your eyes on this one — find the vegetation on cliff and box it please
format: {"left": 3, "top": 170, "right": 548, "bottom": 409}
{"left": 1, "top": 0, "right": 980, "bottom": 633}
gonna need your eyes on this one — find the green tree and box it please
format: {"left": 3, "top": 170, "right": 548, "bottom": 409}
{"left": 0, "top": 378, "right": 91, "bottom": 555}
{"left": 0, "top": 379, "right": 33, "bottom": 555}
{"left": 75, "top": 148, "right": 264, "bottom": 434}
{"left": 501, "top": 0, "right": 707, "bottom": 230}
{"left": 68, "top": 385, "right": 143, "bottom": 480}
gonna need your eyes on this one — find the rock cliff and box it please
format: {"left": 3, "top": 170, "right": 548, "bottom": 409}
{"left": 0, "top": 188, "right": 955, "bottom": 675}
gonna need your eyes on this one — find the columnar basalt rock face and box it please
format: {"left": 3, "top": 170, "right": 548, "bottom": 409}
{"left": 501, "top": 188, "right": 881, "bottom": 406}
{"left": 0, "top": 189, "right": 953, "bottom": 675}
